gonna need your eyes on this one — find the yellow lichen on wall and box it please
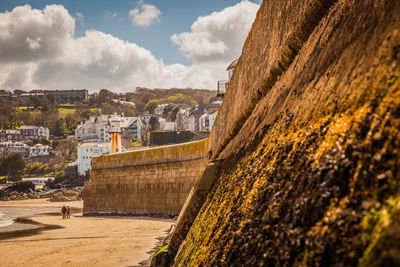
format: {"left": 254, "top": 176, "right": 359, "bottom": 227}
{"left": 173, "top": 0, "right": 400, "bottom": 265}
{"left": 175, "top": 87, "right": 400, "bottom": 266}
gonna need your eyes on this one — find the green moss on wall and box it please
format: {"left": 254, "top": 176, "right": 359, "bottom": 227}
{"left": 173, "top": 0, "right": 400, "bottom": 263}
{"left": 175, "top": 85, "right": 400, "bottom": 266}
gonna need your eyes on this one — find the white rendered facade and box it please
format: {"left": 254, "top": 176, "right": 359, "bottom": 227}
{"left": 160, "top": 121, "right": 177, "bottom": 131}
{"left": 199, "top": 111, "right": 218, "bottom": 131}
{"left": 75, "top": 114, "right": 141, "bottom": 142}
{"left": 77, "top": 143, "right": 110, "bottom": 176}
{"left": 208, "top": 112, "right": 218, "bottom": 131}
{"left": 176, "top": 109, "right": 195, "bottom": 131}
{"left": 29, "top": 144, "right": 50, "bottom": 157}
{"left": 19, "top": 126, "right": 50, "bottom": 139}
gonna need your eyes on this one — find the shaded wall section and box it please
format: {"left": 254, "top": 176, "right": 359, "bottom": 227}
{"left": 83, "top": 139, "right": 209, "bottom": 217}
{"left": 210, "top": 0, "right": 334, "bottom": 158}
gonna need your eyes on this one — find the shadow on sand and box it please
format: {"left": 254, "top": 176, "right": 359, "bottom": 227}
{"left": 0, "top": 217, "right": 64, "bottom": 241}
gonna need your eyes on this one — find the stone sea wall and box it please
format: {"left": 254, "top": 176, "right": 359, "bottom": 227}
{"left": 173, "top": 0, "right": 400, "bottom": 265}
{"left": 83, "top": 139, "right": 209, "bottom": 217}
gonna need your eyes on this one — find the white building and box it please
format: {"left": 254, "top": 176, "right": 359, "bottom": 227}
{"left": 0, "top": 142, "right": 29, "bottom": 158}
{"left": 199, "top": 111, "right": 218, "bottom": 131}
{"left": 77, "top": 143, "right": 110, "bottom": 176}
{"left": 154, "top": 103, "right": 170, "bottom": 116}
{"left": 19, "top": 126, "right": 50, "bottom": 139}
{"left": 199, "top": 114, "right": 208, "bottom": 131}
{"left": 139, "top": 114, "right": 164, "bottom": 124}
{"left": 29, "top": 144, "right": 50, "bottom": 157}
{"left": 120, "top": 117, "right": 143, "bottom": 140}
{"left": 75, "top": 115, "right": 111, "bottom": 142}
{"left": 209, "top": 112, "right": 218, "bottom": 130}
{"left": 160, "top": 121, "right": 177, "bottom": 131}
{"left": 22, "top": 177, "right": 54, "bottom": 186}
{"left": 75, "top": 114, "right": 143, "bottom": 142}
{"left": 176, "top": 109, "right": 196, "bottom": 131}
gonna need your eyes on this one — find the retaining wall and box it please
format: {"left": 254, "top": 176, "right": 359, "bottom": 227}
{"left": 83, "top": 139, "right": 209, "bottom": 217}
{"left": 173, "top": 0, "right": 400, "bottom": 265}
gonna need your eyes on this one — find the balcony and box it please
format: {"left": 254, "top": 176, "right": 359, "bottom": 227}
{"left": 217, "top": 80, "right": 228, "bottom": 97}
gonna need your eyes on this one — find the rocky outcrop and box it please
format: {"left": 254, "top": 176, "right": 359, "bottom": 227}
{"left": 0, "top": 181, "right": 37, "bottom": 201}
{"left": 0, "top": 182, "right": 83, "bottom": 202}
{"left": 172, "top": 0, "right": 400, "bottom": 266}
{"left": 50, "top": 189, "right": 82, "bottom": 202}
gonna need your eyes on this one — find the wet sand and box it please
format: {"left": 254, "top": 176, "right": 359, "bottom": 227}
{"left": 0, "top": 199, "right": 174, "bottom": 267}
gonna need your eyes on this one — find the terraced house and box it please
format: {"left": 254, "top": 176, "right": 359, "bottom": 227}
{"left": 0, "top": 130, "right": 22, "bottom": 142}
{"left": 18, "top": 126, "right": 49, "bottom": 139}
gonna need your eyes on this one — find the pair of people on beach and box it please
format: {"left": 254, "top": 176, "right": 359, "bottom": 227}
{"left": 61, "top": 205, "right": 71, "bottom": 219}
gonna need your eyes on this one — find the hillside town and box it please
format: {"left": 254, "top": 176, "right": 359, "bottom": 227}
{"left": 0, "top": 57, "right": 235, "bottom": 183}
{"left": 0, "top": 86, "right": 223, "bottom": 184}
{"left": 2, "top": 1, "right": 400, "bottom": 266}
{"left": 0, "top": 127, "right": 50, "bottom": 158}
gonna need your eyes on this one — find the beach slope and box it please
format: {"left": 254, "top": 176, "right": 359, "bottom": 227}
{"left": 0, "top": 199, "right": 173, "bottom": 267}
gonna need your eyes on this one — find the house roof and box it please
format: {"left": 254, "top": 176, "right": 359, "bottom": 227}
{"left": 120, "top": 117, "right": 141, "bottom": 128}
{"left": 5, "top": 130, "right": 21, "bottom": 134}
{"left": 32, "top": 144, "right": 49, "bottom": 148}
{"left": 79, "top": 142, "right": 110, "bottom": 148}
{"left": 0, "top": 141, "right": 28, "bottom": 147}
{"left": 19, "top": 125, "right": 39, "bottom": 130}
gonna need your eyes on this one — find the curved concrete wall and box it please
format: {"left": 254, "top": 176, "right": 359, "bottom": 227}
{"left": 83, "top": 139, "right": 209, "bottom": 217}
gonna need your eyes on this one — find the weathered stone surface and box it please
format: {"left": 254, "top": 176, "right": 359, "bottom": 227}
{"left": 83, "top": 139, "right": 209, "bottom": 217}
{"left": 174, "top": 0, "right": 400, "bottom": 266}
{"left": 170, "top": 161, "right": 221, "bottom": 248}
{"left": 210, "top": 0, "right": 336, "bottom": 158}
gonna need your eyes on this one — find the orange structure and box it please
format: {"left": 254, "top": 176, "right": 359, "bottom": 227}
{"left": 110, "top": 115, "right": 121, "bottom": 153}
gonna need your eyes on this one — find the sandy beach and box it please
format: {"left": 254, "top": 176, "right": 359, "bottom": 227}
{"left": 0, "top": 199, "right": 174, "bottom": 267}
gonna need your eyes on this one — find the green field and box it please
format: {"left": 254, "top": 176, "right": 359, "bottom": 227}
{"left": 16, "top": 106, "right": 36, "bottom": 111}
{"left": 58, "top": 108, "right": 76, "bottom": 118}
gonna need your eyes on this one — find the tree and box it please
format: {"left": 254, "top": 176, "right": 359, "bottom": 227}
{"left": 53, "top": 139, "right": 77, "bottom": 162}
{"left": 0, "top": 153, "right": 26, "bottom": 179}
{"left": 53, "top": 119, "right": 67, "bottom": 137}
{"left": 13, "top": 89, "right": 26, "bottom": 96}
{"left": 93, "top": 89, "right": 116, "bottom": 107}
{"left": 64, "top": 114, "right": 78, "bottom": 135}
{"left": 149, "top": 116, "right": 160, "bottom": 131}
{"left": 32, "top": 137, "right": 50, "bottom": 146}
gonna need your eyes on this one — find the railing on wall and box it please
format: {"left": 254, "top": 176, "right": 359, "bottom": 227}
{"left": 217, "top": 80, "right": 228, "bottom": 96}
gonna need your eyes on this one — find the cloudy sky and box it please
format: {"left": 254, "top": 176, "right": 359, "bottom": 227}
{"left": 0, "top": 0, "right": 260, "bottom": 92}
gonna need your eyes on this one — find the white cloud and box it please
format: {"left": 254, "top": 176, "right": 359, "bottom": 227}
{"left": 105, "top": 11, "right": 118, "bottom": 19}
{"left": 0, "top": 4, "right": 74, "bottom": 63}
{"left": 0, "top": 2, "right": 259, "bottom": 91}
{"left": 75, "top": 12, "right": 84, "bottom": 21}
{"left": 26, "top": 37, "right": 41, "bottom": 51}
{"left": 171, "top": 0, "right": 259, "bottom": 63}
{"left": 129, "top": 2, "right": 161, "bottom": 27}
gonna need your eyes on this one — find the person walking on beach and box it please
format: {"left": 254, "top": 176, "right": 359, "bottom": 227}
{"left": 61, "top": 205, "right": 67, "bottom": 219}
{"left": 66, "top": 206, "right": 71, "bottom": 219}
